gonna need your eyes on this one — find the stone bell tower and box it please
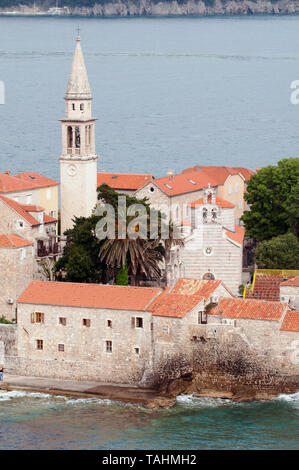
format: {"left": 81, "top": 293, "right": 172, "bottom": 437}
{"left": 59, "top": 34, "right": 98, "bottom": 235}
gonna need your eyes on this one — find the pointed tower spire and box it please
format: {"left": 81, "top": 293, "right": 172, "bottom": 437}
{"left": 65, "top": 34, "right": 92, "bottom": 100}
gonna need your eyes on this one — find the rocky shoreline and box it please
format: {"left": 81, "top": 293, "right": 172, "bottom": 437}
{"left": 2, "top": 0, "right": 299, "bottom": 18}
{"left": 1, "top": 373, "right": 298, "bottom": 408}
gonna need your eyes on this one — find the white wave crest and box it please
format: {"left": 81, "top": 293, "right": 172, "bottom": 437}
{"left": 0, "top": 390, "right": 52, "bottom": 401}
{"left": 176, "top": 394, "right": 235, "bottom": 408}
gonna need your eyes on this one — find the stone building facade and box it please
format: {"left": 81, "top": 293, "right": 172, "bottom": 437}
{"left": 0, "top": 235, "right": 34, "bottom": 321}
{"left": 167, "top": 187, "right": 244, "bottom": 295}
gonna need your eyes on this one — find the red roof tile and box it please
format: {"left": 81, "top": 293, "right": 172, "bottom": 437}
{"left": 97, "top": 172, "right": 153, "bottom": 191}
{"left": 43, "top": 214, "right": 57, "bottom": 224}
{"left": 0, "top": 172, "right": 58, "bottom": 193}
{"left": 14, "top": 172, "right": 59, "bottom": 189}
{"left": 209, "top": 298, "right": 286, "bottom": 321}
{"left": 147, "top": 291, "right": 202, "bottom": 318}
{"left": 154, "top": 171, "right": 218, "bottom": 196}
{"left": 189, "top": 196, "right": 235, "bottom": 209}
{"left": 20, "top": 204, "right": 44, "bottom": 212}
{"left": 171, "top": 278, "right": 222, "bottom": 300}
{"left": 18, "top": 281, "right": 162, "bottom": 311}
{"left": 280, "top": 277, "right": 299, "bottom": 288}
{"left": 0, "top": 195, "right": 40, "bottom": 226}
{"left": 280, "top": 311, "right": 299, "bottom": 332}
{"left": 182, "top": 165, "right": 254, "bottom": 184}
{"left": 225, "top": 226, "right": 245, "bottom": 245}
{"left": 0, "top": 234, "right": 33, "bottom": 248}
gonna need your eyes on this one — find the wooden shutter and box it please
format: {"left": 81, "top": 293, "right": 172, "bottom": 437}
{"left": 131, "top": 317, "right": 135, "bottom": 328}
{"left": 41, "top": 313, "right": 45, "bottom": 324}
{"left": 31, "top": 312, "right": 35, "bottom": 323}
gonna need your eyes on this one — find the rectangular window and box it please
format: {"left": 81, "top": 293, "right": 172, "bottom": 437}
{"left": 31, "top": 312, "right": 44, "bottom": 323}
{"left": 198, "top": 311, "right": 207, "bottom": 325}
{"left": 106, "top": 341, "right": 112, "bottom": 353}
{"left": 107, "top": 320, "right": 112, "bottom": 328}
{"left": 228, "top": 185, "right": 232, "bottom": 195}
{"left": 83, "top": 319, "right": 91, "bottom": 327}
{"left": 136, "top": 317, "right": 143, "bottom": 328}
{"left": 26, "top": 194, "right": 32, "bottom": 204}
{"left": 50, "top": 210, "right": 56, "bottom": 218}
{"left": 59, "top": 317, "right": 66, "bottom": 326}
{"left": 235, "top": 184, "right": 239, "bottom": 193}
{"left": 58, "top": 344, "right": 65, "bottom": 352}
{"left": 162, "top": 325, "right": 169, "bottom": 334}
{"left": 20, "top": 248, "right": 26, "bottom": 260}
{"left": 46, "top": 189, "right": 51, "bottom": 201}
{"left": 36, "top": 339, "right": 43, "bottom": 350}
{"left": 134, "top": 347, "right": 140, "bottom": 355}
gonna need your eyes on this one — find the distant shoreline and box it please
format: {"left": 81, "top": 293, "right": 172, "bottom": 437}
{"left": 2, "top": 0, "right": 299, "bottom": 18}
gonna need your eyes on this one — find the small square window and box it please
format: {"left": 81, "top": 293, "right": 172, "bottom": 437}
{"left": 107, "top": 320, "right": 112, "bottom": 328}
{"left": 198, "top": 311, "right": 207, "bottom": 325}
{"left": 134, "top": 347, "right": 140, "bottom": 355}
{"left": 106, "top": 341, "right": 112, "bottom": 353}
{"left": 136, "top": 317, "right": 143, "bottom": 328}
{"left": 83, "top": 319, "right": 91, "bottom": 327}
{"left": 59, "top": 317, "right": 66, "bottom": 326}
{"left": 58, "top": 344, "right": 64, "bottom": 352}
{"left": 162, "top": 325, "right": 169, "bottom": 334}
{"left": 36, "top": 339, "right": 43, "bottom": 350}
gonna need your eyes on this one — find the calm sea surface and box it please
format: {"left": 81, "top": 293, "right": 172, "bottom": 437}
{"left": 0, "top": 390, "right": 298, "bottom": 450}
{"left": 0, "top": 15, "right": 299, "bottom": 449}
{"left": 1, "top": 15, "right": 299, "bottom": 181}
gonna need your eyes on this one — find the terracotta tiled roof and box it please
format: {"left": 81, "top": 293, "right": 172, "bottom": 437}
{"left": 43, "top": 214, "right": 57, "bottom": 224}
{"left": 14, "top": 172, "right": 59, "bottom": 189}
{"left": 0, "top": 234, "right": 33, "bottom": 248}
{"left": 209, "top": 298, "right": 286, "bottom": 321}
{"left": 97, "top": 172, "right": 153, "bottom": 191}
{"left": 280, "top": 276, "right": 299, "bottom": 288}
{"left": 154, "top": 171, "right": 218, "bottom": 196}
{"left": 0, "top": 172, "right": 58, "bottom": 193}
{"left": 225, "top": 226, "right": 245, "bottom": 245}
{"left": 230, "top": 167, "right": 255, "bottom": 181}
{"left": 189, "top": 196, "right": 235, "bottom": 209}
{"left": 18, "top": 281, "right": 162, "bottom": 311}
{"left": 147, "top": 291, "right": 202, "bottom": 318}
{"left": 182, "top": 165, "right": 254, "bottom": 184}
{"left": 0, "top": 195, "right": 40, "bottom": 226}
{"left": 280, "top": 310, "right": 299, "bottom": 332}
{"left": 20, "top": 204, "right": 44, "bottom": 212}
{"left": 245, "top": 274, "right": 283, "bottom": 302}
{"left": 171, "top": 278, "right": 221, "bottom": 299}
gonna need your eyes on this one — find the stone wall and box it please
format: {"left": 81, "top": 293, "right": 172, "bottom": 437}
{"left": 0, "top": 324, "right": 19, "bottom": 373}
{"left": 17, "top": 302, "right": 153, "bottom": 384}
{"left": 0, "top": 244, "right": 34, "bottom": 321}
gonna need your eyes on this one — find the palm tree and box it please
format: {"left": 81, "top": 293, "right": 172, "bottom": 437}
{"left": 99, "top": 238, "right": 163, "bottom": 286}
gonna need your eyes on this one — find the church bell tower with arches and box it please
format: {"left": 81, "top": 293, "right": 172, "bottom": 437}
{"left": 59, "top": 33, "right": 98, "bottom": 235}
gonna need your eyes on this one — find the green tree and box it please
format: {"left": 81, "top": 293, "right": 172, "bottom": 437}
{"left": 116, "top": 264, "right": 129, "bottom": 286}
{"left": 242, "top": 158, "right": 299, "bottom": 241}
{"left": 255, "top": 233, "right": 299, "bottom": 269}
{"left": 55, "top": 215, "right": 105, "bottom": 283}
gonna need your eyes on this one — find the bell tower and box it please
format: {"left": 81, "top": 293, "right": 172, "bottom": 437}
{"left": 59, "top": 34, "right": 98, "bottom": 235}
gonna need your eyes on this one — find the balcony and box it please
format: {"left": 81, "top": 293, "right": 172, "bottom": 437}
{"left": 36, "top": 238, "right": 62, "bottom": 259}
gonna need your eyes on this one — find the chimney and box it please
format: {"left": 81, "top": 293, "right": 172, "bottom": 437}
{"left": 167, "top": 170, "right": 175, "bottom": 181}
{"left": 4, "top": 171, "right": 10, "bottom": 175}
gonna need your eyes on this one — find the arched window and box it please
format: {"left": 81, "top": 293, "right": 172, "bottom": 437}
{"left": 67, "top": 126, "right": 73, "bottom": 148}
{"left": 207, "top": 192, "right": 212, "bottom": 203}
{"left": 211, "top": 208, "right": 217, "bottom": 221}
{"left": 75, "top": 127, "right": 80, "bottom": 148}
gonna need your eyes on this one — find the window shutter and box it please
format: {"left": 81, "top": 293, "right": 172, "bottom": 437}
{"left": 41, "top": 313, "right": 45, "bottom": 323}
{"left": 31, "top": 312, "right": 35, "bottom": 323}
{"left": 131, "top": 317, "right": 135, "bottom": 328}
